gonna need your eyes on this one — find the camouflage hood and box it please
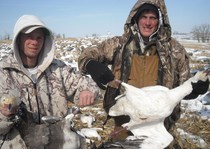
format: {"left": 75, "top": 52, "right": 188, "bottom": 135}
{"left": 123, "top": 0, "right": 171, "bottom": 41}
{"left": 8, "top": 15, "right": 55, "bottom": 74}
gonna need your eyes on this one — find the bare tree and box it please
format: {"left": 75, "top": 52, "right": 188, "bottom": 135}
{"left": 192, "top": 24, "right": 210, "bottom": 43}
{"left": 192, "top": 26, "right": 200, "bottom": 42}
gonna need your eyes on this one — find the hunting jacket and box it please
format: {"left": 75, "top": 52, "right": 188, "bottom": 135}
{"left": 0, "top": 15, "right": 100, "bottom": 148}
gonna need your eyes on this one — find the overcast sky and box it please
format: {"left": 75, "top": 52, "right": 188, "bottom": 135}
{"left": 1, "top": 0, "right": 210, "bottom": 38}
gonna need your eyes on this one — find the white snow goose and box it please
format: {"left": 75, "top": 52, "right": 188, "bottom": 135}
{"left": 108, "top": 69, "right": 210, "bottom": 149}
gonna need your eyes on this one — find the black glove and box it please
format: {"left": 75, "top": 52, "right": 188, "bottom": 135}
{"left": 184, "top": 79, "right": 209, "bottom": 99}
{"left": 86, "top": 60, "right": 114, "bottom": 90}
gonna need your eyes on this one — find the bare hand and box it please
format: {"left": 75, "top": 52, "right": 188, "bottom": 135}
{"left": 79, "top": 90, "right": 95, "bottom": 107}
{"left": 0, "top": 104, "right": 18, "bottom": 117}
{"left": 0, "top": 95, "right": 20, "bottom": 117}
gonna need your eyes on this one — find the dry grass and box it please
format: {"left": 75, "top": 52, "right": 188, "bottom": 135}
{"left": 179, "top": 40, "right": 210, "bottom": 50}
{"left": 0, "top": 40, "right": 12, "bottom": 44}
{"left": 174, "top": 113, "right": 210, "bottom": 149}
{"left": 56, "top": 37, "right": 78, "bottom": 42}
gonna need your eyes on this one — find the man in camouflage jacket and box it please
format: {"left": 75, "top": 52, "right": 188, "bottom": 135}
{"left": 78, "top": 0, "right": 191, "bottom": 147}
{"left": 0, "top": 15, "right": 100, "bottom": 148}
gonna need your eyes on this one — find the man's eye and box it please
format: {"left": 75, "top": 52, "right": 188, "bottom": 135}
{"left": 151, "top": 17, "right": 157, "bottom": 20}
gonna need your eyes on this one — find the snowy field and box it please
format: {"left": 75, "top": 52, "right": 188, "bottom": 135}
{"left": 0, "top": 35, "right": 210, "bottom": 148}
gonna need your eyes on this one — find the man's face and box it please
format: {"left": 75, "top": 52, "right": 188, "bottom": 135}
{"left": 19, "top": 28, "right": 45, "bottom": 60}
{"left": 137, "top": 10, "right": 159, "bottom": 39}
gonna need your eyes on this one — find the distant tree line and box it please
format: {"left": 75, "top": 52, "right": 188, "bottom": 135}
{"left": 191, "top": 24, "right": 210, "bottom": 43}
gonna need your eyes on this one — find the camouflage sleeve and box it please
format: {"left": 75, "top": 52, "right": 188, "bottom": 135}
{"left": 0, "top": 69, "right": 16, "bottom": 135}
{"left": 73, "top": 76, "right": 101, "bottom": 104}
{"left": 172, "top": 38, "right": 191, "bottom": 84}
{"left": 61, "top": 66, "right": 101, "bottom": 105}
{"left": 78, "top": 36, "right": 122, "bottom": 73}
{"left": 178, "top": 46, "right": 190, "bottom": 84}
{"left": 164, "top": 39, "right": 191, "bottom": 131}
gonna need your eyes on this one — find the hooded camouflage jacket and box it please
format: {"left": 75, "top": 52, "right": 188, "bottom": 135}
{"left": 79, "top": 0, "right": 190, "bottom": 89}
{"left": 0, "top": 15, "right": 100, "bottom": 148}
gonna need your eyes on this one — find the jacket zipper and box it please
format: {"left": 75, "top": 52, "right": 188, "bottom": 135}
{"left": 33, "top": 83, "right": 41, "bottom": 124}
